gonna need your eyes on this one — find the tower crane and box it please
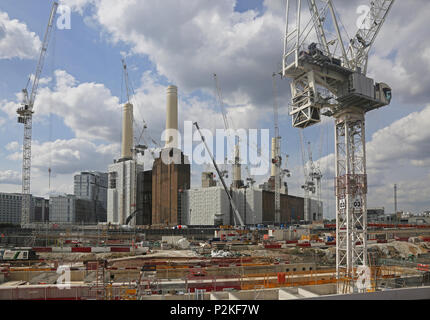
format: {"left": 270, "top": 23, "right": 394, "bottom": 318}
{"left": 272, "top": 73, "right": 282, "bottom": 225}
{"left": 280, "top": 0, "right": 394, "bottom": 292}
{"left": 245, "top": 166, "right": 256, "bottom": 187}
{"left": 213, "top": 74, "right": 238, "bottom": 185}
{"left": 122, "top": 58, "right": 160, "bottom": 160}
{"left": 17, "top": 2, "right": 58, "bottom": 227}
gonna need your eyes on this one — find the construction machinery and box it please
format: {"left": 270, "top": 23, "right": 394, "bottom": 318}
{"left": 272, "top": 73, "right": 282, "bottom": 225}
{"left": 272, "top": 74, "right": 291, "bottom": 225}
{"left": 213, "top": 73, "right": 240, "bottom": 187}
{"left": 280, "top": 0, "right": 394, "bottom": 292}
{"left": 17, "top": 2, "right": 58, "bottom": 227}
{"left": 193, "top": 122, "right": 244, "bottom": 227}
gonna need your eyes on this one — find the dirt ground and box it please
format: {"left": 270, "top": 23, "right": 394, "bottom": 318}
{"left": 35, "top": 241, "right": 430, "bottom": 268}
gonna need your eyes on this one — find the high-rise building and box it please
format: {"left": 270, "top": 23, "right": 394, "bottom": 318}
{"left": 32, "top": 197, "right": 49, "bottom": 222}
{"left": 49, "top": 194, "right": 97, "bottom": 224}
{"left": 0, "top": 193, "right": 23, "bottom": 225}
{"left": 108, "top": 160, "right": 144, "bottom": 224}
{"left": 0, "top": 193, "right": 51, "bottom": 225}
{"left": 74, "top": 171, "right": 108, "bottom": 221}
{"left": 49, "top": 195, "right": 76, "bottom": 224}
{"left": 74, "top": 172, "right": 108, "bottom": 204}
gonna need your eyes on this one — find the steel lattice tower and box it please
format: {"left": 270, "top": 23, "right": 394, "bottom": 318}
{"left": 279, "top": 0, "right": 395, "bottom": 292}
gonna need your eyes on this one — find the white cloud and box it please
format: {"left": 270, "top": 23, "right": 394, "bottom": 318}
{"left": 80, "top": 0, "right": 290, "bottom": 119}
{"left": 0, "top": 170, "right": 21, "bottom": 185}
{"left": 59, "top": 0, "right": 94, "bottom": 15}
{"left": 294, "top": 104, "right": 430, "bottom": 218}
{"left": 7, "top": 138, "right": 120, "bottom": 176}
{"left": 0, "top": 11, "right": 41, "bottom": 60}
{"left": 5, "top": 141, "right": 19, "bottom": 152}
{"left": 1, "top": 69, "right": 122, "bottom": 143}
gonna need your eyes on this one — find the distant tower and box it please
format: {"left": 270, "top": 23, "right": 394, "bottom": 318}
{"left": 231, "top": 144, "right": 244, "bottom": 189}
{"left": 121, "top": 103, "right": 134, "bottom": 160}
{"left": 394, "top": 184, "right": 397, "bottom": 214}
{"left": 202, "top": 172, "right": 217, "bottom": 188}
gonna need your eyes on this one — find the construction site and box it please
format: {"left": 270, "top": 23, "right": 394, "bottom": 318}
{"left": 1, "top": 0, "right": 430, "bottom": 301}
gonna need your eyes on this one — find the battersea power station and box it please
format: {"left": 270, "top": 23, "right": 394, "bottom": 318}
{"left": 107, "top": 85, "right": 321, "bottom": 227}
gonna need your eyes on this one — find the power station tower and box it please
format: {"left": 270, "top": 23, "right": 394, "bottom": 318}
{"left": 16, "top": 2, "right": 58, "bottom": 227}
{"left": 280, "top": 0, "right": 394, "bottom": 292}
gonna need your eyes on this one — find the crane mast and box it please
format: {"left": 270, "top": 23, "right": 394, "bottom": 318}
{"left": 17, "top": 2, "right": 58, "bottom": 227}
{"left": 272, "top": 74, "right": 281, "bottom": 225}
{"left": 213, "top": 74, "right": 236, "bottom": 183}
{"left": 280, "top": 0, "right": 394, "bottom": 293}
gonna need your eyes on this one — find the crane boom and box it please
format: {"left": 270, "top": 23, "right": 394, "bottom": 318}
{"left": 122, "top": 59, "right": 131, "bottom": 104}
{"left": 213, "top": 74, "right": 231, "bottom": 133}
{"left": 193, "top": 122, "right": 244, "bottom": 226}
{"left": 213, "top": 73, "right": 240, "bottom": 184}
{"left": 348, "top": 0, "right": 395, "bottom": 74}
{"left": 29, "top": 3, "right": 58, "bottom": 107}
{"left": 17, "top": 2, "right": 58, "bottom": 227}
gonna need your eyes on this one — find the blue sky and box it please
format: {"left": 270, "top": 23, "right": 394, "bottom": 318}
{"left": 0, "top": 0, "right": 429, "bottom": 218}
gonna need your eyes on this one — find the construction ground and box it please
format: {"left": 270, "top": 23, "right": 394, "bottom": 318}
{"left": 1, "top": 223, "right": 430, "bottom": 300}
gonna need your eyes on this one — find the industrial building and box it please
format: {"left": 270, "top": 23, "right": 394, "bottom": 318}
{"left": 74, "top": 172, "right": 108, "bottom": 207}
{"left": 32, "top": 197, "right": 49, "bottom": 223}
{"left": 151, "top": 86, "right": 191, "bottom": 226}
{"left": 135, "top": 170, "right": 153, "bottom": 226}
{"left": 181, "top": 187, "right": 231, "bottom": 225}
{"left": 107, "top": 160, "right": 144, "bottom": 225}
{"left": 0, "top": 193, "right": 23, "bottom": 225}
{"left": 180, "top": 184, "right": 322, "bottom": 226}
{"left": 74, "top": 171, "right": 108, "bottom": 222}
{"left": 49, "top": 194, "right": 103, "bottom": 224}
{"left": 0, "top": 193, "right": 50, "bottom": 225}
{"left": 107, "top": 101, "right": 145, "bottom": 225}
{"left": 49, "top": 195, "right": 76, "bottom": 224}
{"left": 152, "top": 150, "right": 190, "bottom": 226}
{"left": 102, "top": 81, "right": 319, "bottom": 228}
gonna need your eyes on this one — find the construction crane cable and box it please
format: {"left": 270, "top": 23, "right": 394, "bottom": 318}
{"left": 48, "top": 21, "right": 57, "bottom": 192}
{"left": 122, "top": 59, "right": 160, "bottom": 150}
{"left": 299, "top": 129, "right": 307, "bottom": 178}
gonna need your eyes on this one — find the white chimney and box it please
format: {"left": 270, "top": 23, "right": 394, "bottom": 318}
{"left": 233, "top": 143, "right": 241, "bottom": 183}
{"left": 165, "top": 85, "right": 178, "bottom": 149}
{"left": 121, "top": 102, "right": 133, "bottom": 159}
